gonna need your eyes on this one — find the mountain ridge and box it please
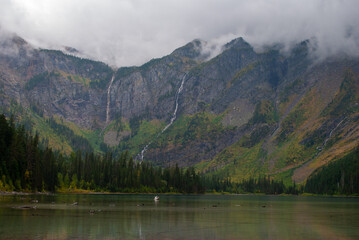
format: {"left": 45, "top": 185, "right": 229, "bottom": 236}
{"left": 0, "top": 33, "right": 358, "bottom": 184}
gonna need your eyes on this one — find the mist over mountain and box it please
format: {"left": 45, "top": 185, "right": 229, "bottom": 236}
{"left": 1, "top": 0, "right": 358, "bottom": 66}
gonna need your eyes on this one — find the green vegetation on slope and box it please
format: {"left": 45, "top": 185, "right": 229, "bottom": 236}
{"left": 305, "top": 147, "right": 359, "bottom": 195}
{"left": 197, "top": 141, "right": 267, "bottom": 182}
{"left": 0, "top": 103, "right": 105, "bottom": 155}
{"left": 153, "top": 112, "right": 226, "bottom": 148}
{"left": 0, "top": 113, "right": 299, "bottom": 195}
{"left": 51, "top": 116, "right": 104, "bottom": 153}
{"left": 0, "top": 113, "right": 204, "bottom": 193}
{"left": 250, "top": 100, "right": 278, "bottom": 125}
{"left": 118, "top": 119, "right": 165, "bottom": 156}
{"left": 25, "top": 71, "right": 59, "bottom": 90}
{"left": 3, "top": 113, "right": 358, "bottom": 195}
{"left": 46, "top": 117, "right": 94, "bottom": 153}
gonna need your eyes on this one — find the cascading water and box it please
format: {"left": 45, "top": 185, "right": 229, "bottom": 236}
{"left": 140, "top": 143, "right": 151, "bottom": 161}
{"left": 161, "top": 73, "right": 187, "bottom": 133}
{"left": 106, "top": 74, "right": 115, "bottom": 124}
{"left": 138, "top": 73, "right": 187, "bottom": 161}
{"left": 318, "top": 117, "right": 346, "bottom": 151}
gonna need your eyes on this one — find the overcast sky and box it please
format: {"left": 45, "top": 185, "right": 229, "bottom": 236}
{"left": 0, "top": 0, "right": 358, "bottom": 67}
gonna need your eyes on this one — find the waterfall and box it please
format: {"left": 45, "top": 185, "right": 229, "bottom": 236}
{"left": 161, "top": 73, "right": 187, "bottom": 133}
{"left": 138, "top": 73, "right": 187, "bottom": 161}
{"left": 140, "top": 142, "right": 151, "bottom": 162}
{"left": 106, "top": 74, "right": 115, "bottom": 124}
{"left": 318, "top": 118, "right": 346, "bottom": 151}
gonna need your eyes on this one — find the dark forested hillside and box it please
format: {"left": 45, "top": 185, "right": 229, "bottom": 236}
{"left": 0, "top": 113, "right": 319, "bottom": 195}
{"left": 304, "top": 147, "right": 359, "bottom": 195}
{"left": 3, "top": 113, "right": 359, "bottom": 195}
{"left": 0, "top": 114, "right": 205, "bottom": 193}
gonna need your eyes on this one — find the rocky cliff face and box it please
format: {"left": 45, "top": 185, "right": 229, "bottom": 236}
{"left": 135, "top": 39, "right": 359, "bottom": 184}
{"left": 1, "top": 33, "right": 359, "bottom": 183}
{"left": 0, "top": 34, "right": 113, "bottom": 128}
{"left": 109, "top": 54, "right": 197, "bottom": 122}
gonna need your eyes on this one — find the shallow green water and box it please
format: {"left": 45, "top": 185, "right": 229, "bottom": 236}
{"left": 0, "top": 194, "right": 358, "bottom": 239}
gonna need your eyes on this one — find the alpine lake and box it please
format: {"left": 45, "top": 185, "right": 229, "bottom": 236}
{"left": 0, "top": 194, "right": 358, "bottom": 239}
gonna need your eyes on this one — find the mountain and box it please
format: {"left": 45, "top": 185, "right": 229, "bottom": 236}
{"left": 1, "top": 33, "right": 358, "bottom": 184}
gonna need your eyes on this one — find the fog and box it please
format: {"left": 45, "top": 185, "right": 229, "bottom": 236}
{"left": 0, "top": 0, "right": 358, "bottom": 66}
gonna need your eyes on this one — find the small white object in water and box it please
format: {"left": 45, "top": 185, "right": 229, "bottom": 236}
{"left": 154, "top": 196, "right": 159, "bottom": 201}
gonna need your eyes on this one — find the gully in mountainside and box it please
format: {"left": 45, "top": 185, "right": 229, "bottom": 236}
{"left": 138, "top": 73, "right": 188, "bottom": 162}
{"left": 106, "top": 74, "right": 116, "bottom": 124}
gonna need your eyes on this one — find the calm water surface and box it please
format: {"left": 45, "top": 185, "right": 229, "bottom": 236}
{"left": 0, "top": 194, "right": 358, "bottom": 239}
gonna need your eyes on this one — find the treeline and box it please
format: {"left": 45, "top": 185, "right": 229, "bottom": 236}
{"left": 46, "top": 117, "right": 94, "bottom": 153}
{"left": 2, "top": 113, "right": 359, "bottom": 195}
{"left": 304, "top": 147, "right": 359, "bottom": 195}
{"left": 0, "top": 114, "right": 203, "bottom": 193}
{"left": 204, "top": 175, "right": 299, "bottom": 194}
{"left": 55, "top": 151, "right": 204, "bottom": 193}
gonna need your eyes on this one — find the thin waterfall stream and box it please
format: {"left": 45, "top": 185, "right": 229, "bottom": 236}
{"left": 318, "top": 117, "right": 346, "bottom": 151}
{"left": 106, "top": 74, "right": 115, "bottom": 124}
{"left": 161, "top": 73, "right": 187, "bottom": 133}
{"left": 138, "top": 73, "right": 187, "bottom": 161}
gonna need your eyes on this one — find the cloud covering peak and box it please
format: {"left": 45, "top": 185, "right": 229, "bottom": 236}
{"left": 0, "top": 0, "right": 358, "bottom": 66}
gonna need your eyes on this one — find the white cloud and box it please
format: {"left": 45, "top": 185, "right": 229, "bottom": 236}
{"left": 0, "top": 0, "right": 358, "bottom": 66}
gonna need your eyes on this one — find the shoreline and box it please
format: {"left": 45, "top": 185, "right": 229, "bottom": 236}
{"left": 0, "top": 191, "right": 52, "bottom": 196}
{"left": 1, "top": 190, "right": 358, "bottom": 198}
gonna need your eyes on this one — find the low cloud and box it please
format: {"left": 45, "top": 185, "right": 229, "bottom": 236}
{"left": 0, "top": 27, "right": 34, "bottom": 58}
{"left": 0, "top": 0, "right": 358, "bottom": 67}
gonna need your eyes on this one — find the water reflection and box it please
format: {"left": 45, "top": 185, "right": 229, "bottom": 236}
{"left": 0, "top": 194, "right": 358, "bottom": 239}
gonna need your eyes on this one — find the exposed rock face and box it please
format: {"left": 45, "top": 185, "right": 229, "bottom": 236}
{"left": 25, "top": 72, "right": 107, "bottom": 127}
{"left": 109, "top": 55, "right": 198, "bottom": 122}
{"left": 138, "top": 39, "right": 359, "bottom": 180}
{"left": 1, "top": 33, "right": 359, "bottom": 182}
{"left": 0, "top": 34, "right": 113, "bottom": 128}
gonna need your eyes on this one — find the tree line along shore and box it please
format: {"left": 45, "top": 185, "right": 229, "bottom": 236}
{"left": 1, "top": 114, "right": 358, "bottom": 195}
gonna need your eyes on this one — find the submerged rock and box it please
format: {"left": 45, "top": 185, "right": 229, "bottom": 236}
{"left": 12, "top": 205, "right": 37, "bottom": 209}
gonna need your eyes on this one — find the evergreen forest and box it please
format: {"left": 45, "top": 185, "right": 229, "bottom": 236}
{"left": 1, "top": 113, "right": 358, "bottom": 195}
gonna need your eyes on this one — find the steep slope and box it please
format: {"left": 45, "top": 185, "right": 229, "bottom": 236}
{"left": 0, "top": 34, "right": 113, "bottom": 127}
{"left": 1, "top": 33, "right": 359, "bottom": 185}
{"left": 191, "top": 59, "right": 359, "bottom": 183}
{"left": 139, "top": 39, "right": 359, "bottom": 184}
{"left": 0, "top": 34, "right": 113, "bottom": 152}
{"left": 143, "top": 39, "right": 310, "bottom": 166}
{"left": 101, "top": 40, "right": 204, "bottom": 152}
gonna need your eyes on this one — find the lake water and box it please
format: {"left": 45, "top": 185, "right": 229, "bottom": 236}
{"left": 0, "top": 194, "right": 358, "bottom": 239}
